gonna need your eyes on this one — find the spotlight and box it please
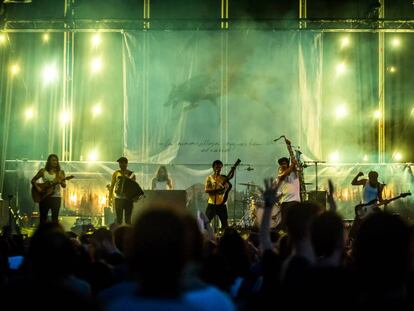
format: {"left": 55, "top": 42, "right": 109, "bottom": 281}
{"left": 340, "top": 36, "right": 351, "bottom": 48}
{"left": 336, "top": 63, "right": 346, "bottom": 75}
{"left": 387, "top": 66, "right": 397, "bottom": 73}
{"left": 0, "top": 33, "right": 7, "bottom": 44}
{"left": 391, "top": 37, "right": 401, "bottom": 48}
{"left": 60, "top": 111, "right": 71, "bottom": 125}
{"left": 90, "top": 57, "right": 103, "bottom": 73}
{"left": 91, "top": 104, "right": 102, "bottom": 118}
{"left": 363, "top": 154, "right": 369, "bottom": 162}
{"left": 91, "top": 34, "right": 101, "bottom": 48}
{"left": 42, "top": 33, "right": 50, "bottom": 43}
{"left": 329, "top": 152, "right": 340, "bottom": 163}
{"left": 10, "top": 64, "right": 20, "bottom": 76}
{"left": 392, "top": 152, "right": 403, "bottom": 162}
{"left": 87, "top": 149, "right": 99, "bottom": 162}
{"left": 335, "top": 104, "right": 348, "bottom": 119}
{"left": 24, "top": 107, "right": 35, "bottom": 120}
{"left": 374, "top": 110, "right": 381, "bottom": 119}
{"left": 42, "top": 65, "right": 58, "bottom": 85}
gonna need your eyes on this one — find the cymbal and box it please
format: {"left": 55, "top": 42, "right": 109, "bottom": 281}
{"left": 239, "top": 182, "right": 259, "bottom": 187}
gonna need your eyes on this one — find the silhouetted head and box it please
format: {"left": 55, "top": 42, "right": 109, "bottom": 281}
{"left": 28, "top": 222, "right": 77, "bottom": 279}
{"left": 117, "top": 156, "right": 128, "bottom": 170}
{"left": 311, "top": 211, "right": 344, "bottom": 258}
{"left": 353, "top": 212, "right": 411, "bottom": 283}
{"left": 131, "top": 207, "right": 188, "bottom": 298}
{"left": 367, "top": 171, "right": 379, "bottom": 184}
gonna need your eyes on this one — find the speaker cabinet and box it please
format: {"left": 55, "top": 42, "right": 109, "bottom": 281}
{"left": 132, "top": 190, "right": 187, "bottom": 221}
{"left": 307, "top": 190, "right": 327, "bottom": 211}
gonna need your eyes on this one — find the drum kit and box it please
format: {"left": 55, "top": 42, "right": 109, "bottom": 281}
{"left": 237, "top": 182, "right": 281, "bottom": 229}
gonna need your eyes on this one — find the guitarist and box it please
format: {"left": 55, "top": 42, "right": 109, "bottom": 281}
{"left": 351, "top": 171, "right": 386, "bottom": 206}
{"left": 204, "top": 160, "right": 232, "bottom": 229}
{"left": 31, "top": 154, "right": 66, "bottom": 225}
{"left": 349, "top": 170, "right": 387, "bottom": 240}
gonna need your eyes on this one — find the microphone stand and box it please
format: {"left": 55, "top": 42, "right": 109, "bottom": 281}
{"left": 304, "top": 161, "right": 326, "bottom": 191}
{"left": 233, "top": 167, "right": 237, "bottom": 228}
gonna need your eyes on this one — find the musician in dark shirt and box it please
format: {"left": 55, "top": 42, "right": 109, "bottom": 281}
{"left": 109, "top": 157, "right": 136, "bottom": 224}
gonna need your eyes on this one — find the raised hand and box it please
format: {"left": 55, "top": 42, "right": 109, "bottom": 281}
{"left": 259, "top": 177, "right": 280, "bottom": 208}
{"left": 327, "top": 179, "right": 337, "bottom": 212}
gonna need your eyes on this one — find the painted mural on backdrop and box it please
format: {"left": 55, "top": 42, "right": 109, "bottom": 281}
{"left": 123, "top": 31, "right": 322, "bottom": 167}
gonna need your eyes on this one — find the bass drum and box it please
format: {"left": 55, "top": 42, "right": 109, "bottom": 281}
{"left": 252, "top": 200, "right": 281, "bottom": 229}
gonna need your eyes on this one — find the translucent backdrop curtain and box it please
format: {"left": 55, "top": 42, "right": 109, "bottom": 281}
{"left": 1, "top": 30, "right": 413, "bottom": 220}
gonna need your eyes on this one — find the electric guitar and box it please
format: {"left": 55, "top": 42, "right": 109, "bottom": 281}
{"left": 355, "top": 191, "right": 411, "bottom": 219}
{"left": 221, "top": 159, "right": 241, "bottom": 205}
{"left": 31, "top": 175, "right": 75, "bottom": 203}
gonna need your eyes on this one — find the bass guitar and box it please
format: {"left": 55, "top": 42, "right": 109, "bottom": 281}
{"left": 355, "top": 191, "right": 411, "bottom": 219}
{"left": 222, "top": 159, "right": 241, "bottom": 205}
{"left": 31, "top": 175, "right": 75, "bottom": 203}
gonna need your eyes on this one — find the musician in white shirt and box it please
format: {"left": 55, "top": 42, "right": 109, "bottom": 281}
{"left": 109, "top": 157, "right": 136, "bottom": 224}
{"left": 276, "top": 157, "right": 300, "bottom": 231}
{"left": 151, "top": 166, "right": 173, "bottom": 190}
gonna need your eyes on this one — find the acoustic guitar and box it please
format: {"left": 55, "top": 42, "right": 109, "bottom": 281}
{"left": 355, "top": 191, "right": 411, "bottom": 219}
{"left": 31, "top": 175, "right": 75, "bottom": 203}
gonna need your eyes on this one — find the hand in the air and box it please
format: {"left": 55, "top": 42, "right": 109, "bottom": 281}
{"left": 357, "top": 172, "right": 364, "bottom": 177}
{"left": 259, "top": 178, "right": 279, "bottom": 208}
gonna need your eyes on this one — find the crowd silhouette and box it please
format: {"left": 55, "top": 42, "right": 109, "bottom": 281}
{"left": 0, "top": 178, "right": 413, "bottom": 310}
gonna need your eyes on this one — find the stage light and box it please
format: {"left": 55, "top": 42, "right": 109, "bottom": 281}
{"left": 60, "top": 111, "right": 71, "bottom": 125}
{"left": 336, "top": 63, "right": 346, "bottom": 75}
{"left": 363, "top": 154, "right": 369, "bottom": 162}
{"left": 392, "top": 151, "right": 403, "bottom": 162}
{"left": 340, "top": 36, "right": 351, "bottom": 48}
{"left": 24, "top": 107, "right": 35, "bottom": 120}
{"left": 391, "top": 37, "right": 401, "bottom": 48}
{"left": 387, "top": 66, "right": 397, "bottom": 73}
{"left": 42, "top": 64, "right": 58, "bottom": 85}
{"left": 69, "top": 193, "right": 78, "bottom": 204}
{"left": 87, "top": 149, "right": 99, "bottom": 161}
{"left": 335, "top": 104, "right": 348, "bottom": 119}
{"left": 91, "top": 103, "right": 102, "bottom": 118}
{"left": 328, "top": 152, "right": 340, "bottom": 163}
{"left": 0, "top": 33, "right": 6, "bottom": 44}
{"left": 90, "top": 57, "right": 102, "bottom": 73}
{"left": 91, "top": 33, "right": 101, "bottom": 47}
{"left": 374, "top": 110, "right": 381, "bottom": 119}
{"left": 42, "top": 33, "right": 50, "bottom": 43}
{"left": 10, "top": 64, "right": 20, "bottom": 76}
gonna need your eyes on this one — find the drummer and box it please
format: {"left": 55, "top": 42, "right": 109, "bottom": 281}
{"left": 108, "top": 156, "right": 136, "bottom": 224}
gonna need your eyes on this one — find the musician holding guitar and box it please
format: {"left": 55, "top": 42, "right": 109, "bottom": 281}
{"left": 31, "top": 154, "right": 67, "bottom": 225}
{"left": 205, "top": 159, "right": 240, "bottom": 230}
{"left": 349, "top": 170, "right": 387, "bottom": 240}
